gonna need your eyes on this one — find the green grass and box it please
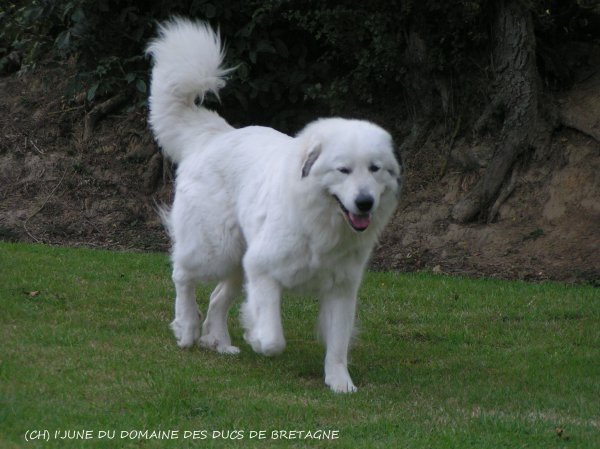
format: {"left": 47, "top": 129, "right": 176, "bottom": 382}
{"left": 1, "top": 242, "right": 599, "bottom": 448}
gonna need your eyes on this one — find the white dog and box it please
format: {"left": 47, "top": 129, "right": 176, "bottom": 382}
{"left": 147, "top": 18, "right": 402, "bottom": 393}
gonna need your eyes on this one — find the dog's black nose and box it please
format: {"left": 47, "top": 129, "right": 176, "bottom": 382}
{"left": 355, "top": 193, "right": 374, "bottom": 213}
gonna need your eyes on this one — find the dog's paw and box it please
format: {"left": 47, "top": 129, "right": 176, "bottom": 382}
{"left": 170, "top": 318, "right": 201, "bottom": 349}
{"left": 244, "top": 331, "right": 285, "bottom": 356}
{"left": 325, "top": 363, "right": 357, "bottom": 393}
{"left": 199, "top": 334, "right": 240, "bottom": 355}
{"left": 326, "top": 378, "right": 358, "bottom": 394}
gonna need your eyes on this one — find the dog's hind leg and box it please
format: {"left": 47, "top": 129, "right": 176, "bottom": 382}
{"left": 170, "top": 267, "right": 202, "bottom": 348}
{"left": 200, "top": 270, "right": 243, "bottom": 354}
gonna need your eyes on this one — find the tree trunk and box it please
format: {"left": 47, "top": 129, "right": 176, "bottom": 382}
{"left": 398, "top": 28, "right": 441, "bottom": 156}
{"left": 451, "top": 0, "right": 543, "bottom": 223}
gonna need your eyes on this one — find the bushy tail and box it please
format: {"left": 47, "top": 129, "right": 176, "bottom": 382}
{"left": 146, "top": 17, "right": 233, "bottom": 163}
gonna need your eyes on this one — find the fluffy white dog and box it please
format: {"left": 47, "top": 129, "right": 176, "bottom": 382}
{"left": 147, "top": 18, "right": 402, "bottom": 393}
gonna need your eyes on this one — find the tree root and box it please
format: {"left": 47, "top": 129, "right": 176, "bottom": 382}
{"left": 487, "top": 162, "right": 519, "bottom": 223}
{"left": 438, "top": 116, "right": 462, "bottom": 178}
{"left": 451, "top": 0, "right": 544, "bottom": 223}
{"left": 83, "top": 92, "right": 129, "bottom": 141}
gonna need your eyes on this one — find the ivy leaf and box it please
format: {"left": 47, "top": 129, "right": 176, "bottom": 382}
{"left": 54, "top": 31, "right": 71, "bottom": 51}
{"left": 71, "top": 8, "right": 85, "bottom": 23}
{"left": 87, "top": 82, "right": 99, "bottom": 102}
{"left": 135, "top": 79, "right": 147, "bottom": 93}
{"left": 274, "top": 39, "right": 289, "bottom": 58}
{"left": 237, "top": 63, "right": 249, "bottom": 81}
{"left": 233, "top": 89, "right": 249, "bottom": 110}
{"left": 256, "top": 40, "right": 276, "bottom": 54}
{"left": 205, "top": 4, "right": 217, "bottom": 19}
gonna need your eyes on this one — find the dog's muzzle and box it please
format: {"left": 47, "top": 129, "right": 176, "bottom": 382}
{"left": 333, "top": 195, "right": 372, "bottom": 232}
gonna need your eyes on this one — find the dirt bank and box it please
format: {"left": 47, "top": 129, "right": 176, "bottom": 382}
{"left": 1, "top": 64, "right": 598, "bottom": 283}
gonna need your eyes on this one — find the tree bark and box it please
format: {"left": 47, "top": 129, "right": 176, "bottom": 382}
{"left": 452, "top": 0, "right": 542, "bottom": 223}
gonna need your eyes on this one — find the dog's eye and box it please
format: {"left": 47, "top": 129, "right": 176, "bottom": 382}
{"left": 369, "top": 164, "right": 380, "bottom": 173}
{"left": 337, "top": 167, "right": 352, "bottom": 175}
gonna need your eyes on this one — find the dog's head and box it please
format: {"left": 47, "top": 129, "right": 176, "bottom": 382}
{"left": 299, "top": 118, "right": 403, "bottom": 233}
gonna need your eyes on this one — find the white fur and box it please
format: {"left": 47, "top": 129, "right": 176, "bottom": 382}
{"left": 147, "top": 18, "right": 402, "bottom": 393}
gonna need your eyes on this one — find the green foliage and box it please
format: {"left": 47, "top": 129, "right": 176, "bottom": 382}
{"left": 1, "top": 1, "right": 598, "bottom": 130}
{"left": 534, "top": 0, "right": 600, "bottom": 87}
{"left": 0, "top": 0, "right": 151, "bottom": 103}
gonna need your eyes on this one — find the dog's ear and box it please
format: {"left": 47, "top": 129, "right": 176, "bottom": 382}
{"left": 301, "top": 143, "right": 321, "bottom": 178}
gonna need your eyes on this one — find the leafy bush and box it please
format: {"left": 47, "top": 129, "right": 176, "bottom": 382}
{"left": 0, "top": 1, "right": 151, "bottom": 103}
{"left": 1, "top": 0, "right": 598, "bottom": 132}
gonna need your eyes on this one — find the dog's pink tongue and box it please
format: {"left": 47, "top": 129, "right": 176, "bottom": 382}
{"left": 349, "top": 213, "right": 371, "bottom": 230}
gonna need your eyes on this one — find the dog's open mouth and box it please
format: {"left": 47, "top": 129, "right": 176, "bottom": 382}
{"left": 333, "top": 195, "right": 371, "bottom": 232}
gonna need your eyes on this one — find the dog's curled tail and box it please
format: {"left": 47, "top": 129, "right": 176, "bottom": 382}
{"left": 146, "top": 17, "right": 233, "bottom": 163}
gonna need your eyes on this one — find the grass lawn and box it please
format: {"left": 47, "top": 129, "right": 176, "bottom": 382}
{"left": 1, "top": 242, "right": 599, "bottom": 448}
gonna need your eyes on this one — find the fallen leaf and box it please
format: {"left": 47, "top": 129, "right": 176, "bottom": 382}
{"left": 555, "top": 427, "right": 570, "bottom": 440}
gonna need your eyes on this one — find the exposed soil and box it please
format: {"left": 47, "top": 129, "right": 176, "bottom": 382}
{"left": 1, "top": 62, "right": 599, "bottom": 284}
{"left": 373, "top": 129, "right": 600, "bottom": 283}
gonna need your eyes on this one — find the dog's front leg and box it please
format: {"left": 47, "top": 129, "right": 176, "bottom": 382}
{"left": 319, "top": 293, "right": 358, "bottom": 393}
{"left": 242, "top": 275, "right": 286, "bottom": 356}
